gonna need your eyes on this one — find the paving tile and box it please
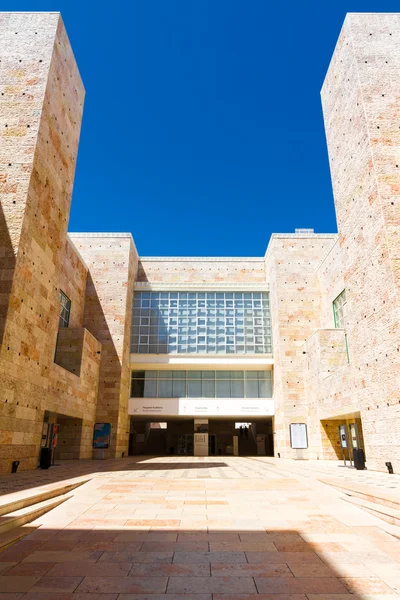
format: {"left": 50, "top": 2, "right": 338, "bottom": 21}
{"left": 28, "top": 576, "right": 84, "bottom": 593}
{"left": 125, "top": 519, "right": 181, "bottom": 527}
{"left": 177, "top": 532, "right": 240, "bottom": 541}
{"left": 118, "top": 595, "right": 212, "bottom": 600}
{"left": 339, "top": 576, "right": 398, "bottom": 594}
{"left": 368, "top": 563, "right": 400, "bottom": 578}
{"left": 211, "top": 563, "right": 293, "bottom": 577}
{"left": 213, "top": 596, "right": 307, "bottom": 600}
{"left": 71, "top": 540, "right": 143, "bottom": 551}
{"left": 167, "top": 575, "right": 257, "bottom": 594}
{"left": 128, "top": 563, "right": 210, "bottom": 576}
{"left": 307, "top": 596, "right": 397, "bottom": 600}
{"left": 37, "top": 540, "right": 78, "bottom": 551}
{"left": 254, "top": 577, "right": 349, "bottom": 594}
{"left": 246, "top": 551, "right": 323, "bottom": 564}
{"left": 1, "top": 458, "right": 399, "bottom": 600}
{"left": 99, "top": 551, "right": 173, "bottom": 563}
{"left": 76, "top": 575, "right": 168, "bottom": 593}
{"left": 0, "top": 562, "right": 17, "bottom": 574}
{"left": 0, "top": 542, "right": 42, "bottom": 562}
{"left": 173, "top": 551, "right": 247, "bottom": 564}
{"left": 4, "top": 562, "right": 56, "bottom": 577}
{"left": 303, "top": 562, "right": 374, "bottom": 578}
{"left": 22, "top": 550, "right": 103, "bottom": 562}
{"left": 210, "top": 541, "right": 278, "bottom": 552}
{"left": 114, "top": 532, "right": 178, "bottom": 542}
{"left": 22, "top": 594, "right": 118, "bottom": 600}
{"left": 0, "top": 576, "right": 40, "bottom": 592}
{"left": 48, "top": 561, "right": 132, "bottom": 576}
{"left": 140, "top": 541, "right": 209, "bottom": 552}
{"left": 287, "top": 564, "right": 340, "bottom": 577}
{"left": 274, "top": 542, "right": 319, "bottom": 552}
{"left": 318, "top": 551, "right": 397, "bottom": 565}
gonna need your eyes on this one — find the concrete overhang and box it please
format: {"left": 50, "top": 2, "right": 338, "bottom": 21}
{"left": 130, "top": 354, "right": 274, "bottom": 370}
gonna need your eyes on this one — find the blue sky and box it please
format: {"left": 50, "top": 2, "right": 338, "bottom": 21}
{"left": 5, "top": 1, "right": 398, "bottom": 255}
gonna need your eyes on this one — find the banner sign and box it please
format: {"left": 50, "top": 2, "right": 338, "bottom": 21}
{"left": 129, "top": 398, "right": 274, "bottom": 417}
{"left": 93, "top": 423, "right": 111, "bottom": 449}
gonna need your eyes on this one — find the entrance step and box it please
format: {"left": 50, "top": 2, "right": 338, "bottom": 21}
{"left": 318, "top": 476, "right": 400, "bottom": 511}
{"left": 0, "top": 525, "right": 39, "bottom": 551}
{"left": 341, "top": 494, "right": 400, "bottom": 532}
{"left": 0, "top": 493, "right": 72, "bottom": 536}
{"left": 0, "top": 479, "right": 87, "bottom": 517}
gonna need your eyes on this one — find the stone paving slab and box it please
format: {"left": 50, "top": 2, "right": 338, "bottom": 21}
{"left": 0, "top": 456, "right": 400, "bottom": 598}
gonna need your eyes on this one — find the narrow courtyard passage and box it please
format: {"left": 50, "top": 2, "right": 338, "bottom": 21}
{"left": 0, "top": 456, "right": 400, "bottom": 597}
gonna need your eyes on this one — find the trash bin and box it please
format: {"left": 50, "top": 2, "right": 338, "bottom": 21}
{"left": 39, "top": 447, "right": 52, "bottom": 469}
{"left": 353, "top": 448, "right": 365, "bottom": 470}
{"left": 11, "top": 460, "right": 20, "bottom": 473}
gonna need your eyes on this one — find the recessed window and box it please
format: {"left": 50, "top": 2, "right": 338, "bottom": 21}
{"left": 131, "top": 291, "right": 272, "bottom": 354}
{"left": 333, "top": 290, "right": 346, "bottom": 329}
{"left": 59, "top": 291, "right": 71, "bottom": 328}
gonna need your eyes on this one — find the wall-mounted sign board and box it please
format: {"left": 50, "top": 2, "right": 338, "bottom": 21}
{"left": 93, "top": 423, "right": 111, "bottom": 449}
{"left": 289, "top": 423, "right": 308, "bottom": 449}
{"left": 128, "top": 397, "right": 274, "bottom": 417}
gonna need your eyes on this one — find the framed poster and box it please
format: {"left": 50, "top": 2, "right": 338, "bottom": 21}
{"left": 339, "top": 424, "right": 348, "bottom": 448}
{"left": 51, "top": 424, "right": 60, "bottom": 448}
{"left": 194, "top": 419, "right": 209, "bottom": 433}
{"left": 289, "top": 423, "right": 308, "bottom": 449}
{"left": 93, "top": 423, "right": 111, "bottom": 449}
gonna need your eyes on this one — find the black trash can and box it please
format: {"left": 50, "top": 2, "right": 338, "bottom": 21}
{"left": 353, "top": 448, "right": 365, "bottom": 470}
{"left": 11, "top": 460, "right": 20, "bottom": 473}
{"left": 39, "top": 447, "right": 52, "bottom": 469}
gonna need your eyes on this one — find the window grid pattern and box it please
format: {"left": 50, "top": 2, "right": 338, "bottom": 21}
{"left": 131, "top": 291, "right": 272, "bottom": 354}
{"left": 333, "top": 290, "right": 347, "bottom": 329}
{"left": 131, "top": 370, "right": 272, "bottom": 399}
{"left": 59, "top": 291, "right": 71, "bottom": 328}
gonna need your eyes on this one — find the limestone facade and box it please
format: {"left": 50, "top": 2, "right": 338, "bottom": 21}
{"left": 1, "top": 12, "right": 400, "bottom": 473}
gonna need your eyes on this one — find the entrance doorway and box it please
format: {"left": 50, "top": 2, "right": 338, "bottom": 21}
{"left": 208, "top": 433, "right": 217, "bottom": 456}
{"left": 129, "top": 418, "right": 273, "bottom": 457}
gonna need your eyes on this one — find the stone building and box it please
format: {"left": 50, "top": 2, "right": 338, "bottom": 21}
{"left": 0, "top": 12, "right": 399, "bottom": 473}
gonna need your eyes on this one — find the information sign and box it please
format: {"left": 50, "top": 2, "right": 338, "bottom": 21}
{"left": 289, "top": 423, "right": 308, "bottom": 449}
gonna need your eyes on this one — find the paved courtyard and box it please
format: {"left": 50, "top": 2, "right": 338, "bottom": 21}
{"left": 1, "top": 456, "right": 400, "bottom": 598}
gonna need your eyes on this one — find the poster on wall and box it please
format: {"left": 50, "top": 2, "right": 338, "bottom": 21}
{"left": 194, "top": 419, "right": 209, "bottom": 433}
{"left": 339, "top": 424, "right": 348, "bottom": 448}
{"left": 51, "top": 424, "right": 60, "bottom": 448}
{"left": 93, "top": 423, "right": 111, "bottom": 449}
{"left": 289, "top": 423, "right": 308, "bottom": 449}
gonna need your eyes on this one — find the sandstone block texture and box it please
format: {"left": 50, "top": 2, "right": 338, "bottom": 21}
{"left": 321, "top": 13, "right": 400, "bottom": 472}
{"left": 69, "top": 233, "right": 138, "bottom": 459}
{"left": 265, "top": 233, "right": 338, "bottom": 459}
{"left": 0, "top": 13, "right": 102, "bottom": 472}
{"left": 137, "top": 257, "right": 266, "bottom": 286}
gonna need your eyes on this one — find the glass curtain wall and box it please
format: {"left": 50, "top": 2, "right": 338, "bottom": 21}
{"left": 131, "top": 370, "right": 273, "bottom": 399}
{"left": 131, "top": 291, "right": 272, "bottom": 354}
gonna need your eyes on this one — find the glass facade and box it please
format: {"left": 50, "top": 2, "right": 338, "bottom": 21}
{"left": 59, "top": 291, "right": 71, "bottom": 328}
{"left": 131, "top": 291, "right": 272, "bottom": 354}
{"left": 333, "top": 290, "right": 346, "bottom": 329}
{"left": 131, "top": 370, "right": 272, "bottom": 398}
